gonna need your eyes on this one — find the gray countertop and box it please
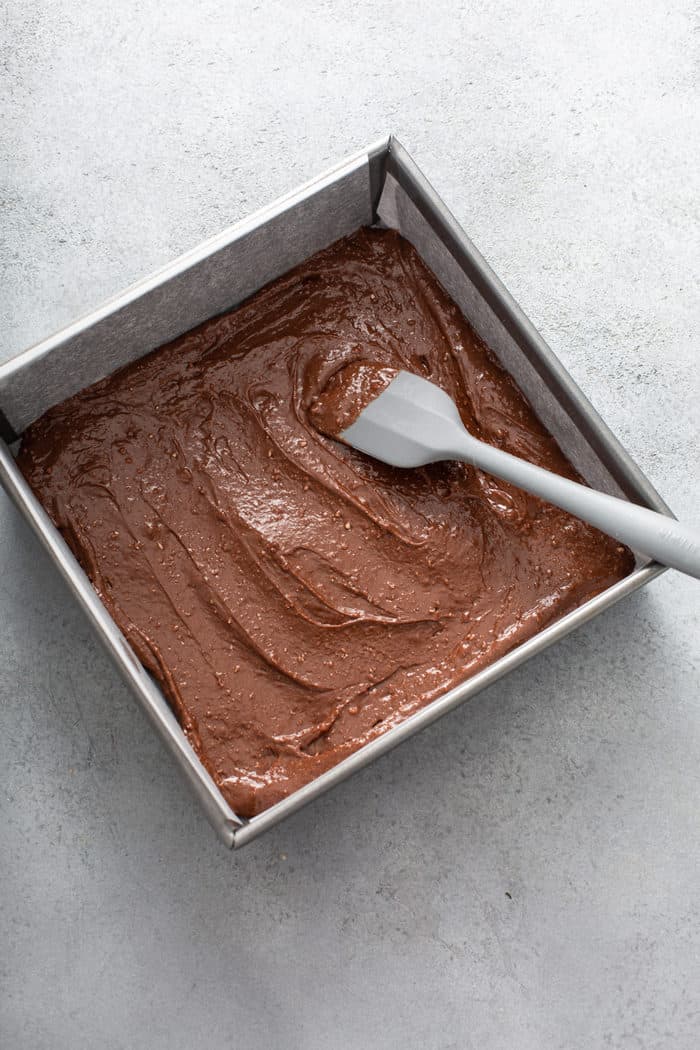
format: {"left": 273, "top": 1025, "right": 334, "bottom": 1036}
{"left": 2, "top": 3, "right": 698, "bottom": 1048}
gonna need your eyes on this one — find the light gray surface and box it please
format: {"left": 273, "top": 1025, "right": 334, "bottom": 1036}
{"left": 1, "top": 2, "right": 698, "bottom": 1048}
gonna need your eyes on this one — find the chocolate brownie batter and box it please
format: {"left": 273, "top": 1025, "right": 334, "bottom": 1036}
{"left": 18, "top": 229, "right": 633, "bottom": 817}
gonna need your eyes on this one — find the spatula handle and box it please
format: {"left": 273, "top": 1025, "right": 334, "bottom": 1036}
{"left": 462, "top": 438, "right": 700, "bottom": 579}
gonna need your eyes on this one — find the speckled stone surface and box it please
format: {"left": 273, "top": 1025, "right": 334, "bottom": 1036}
{"left": 1, "top": 3, "right": 698, "bottom": 1048}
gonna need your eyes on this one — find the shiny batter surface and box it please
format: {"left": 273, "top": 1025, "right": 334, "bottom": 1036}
{"left": 18, "top": 229, "right": 634, "bottom": 817}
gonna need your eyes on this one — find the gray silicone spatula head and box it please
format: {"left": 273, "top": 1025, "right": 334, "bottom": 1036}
{"left": 309, "top": 362, "right": 475, "bottom": 467}
{"left": 340, "top": 369, "right": 473, "bottom": 467}
{"left": 313, "top": 364, "right": 700, "bottom": 580}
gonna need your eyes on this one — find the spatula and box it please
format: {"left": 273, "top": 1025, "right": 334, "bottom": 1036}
{"left": 336, "top": 369, "right": 700, "bottom": 580}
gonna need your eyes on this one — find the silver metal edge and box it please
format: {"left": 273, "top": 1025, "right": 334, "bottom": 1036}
{"left": 0, "top": 134, "right": 673, "bottom": 849}
{"left": 232, "top": 561, "right": 665, "bottom": 847}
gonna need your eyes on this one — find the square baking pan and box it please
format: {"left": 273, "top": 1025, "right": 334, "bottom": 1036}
{"left": 0, "top": 136, "right": 672, "bottom": 848}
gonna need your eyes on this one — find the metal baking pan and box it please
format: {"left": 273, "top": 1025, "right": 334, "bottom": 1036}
{"left": 0, "top": 135, "right": 672, "bottom": 848}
